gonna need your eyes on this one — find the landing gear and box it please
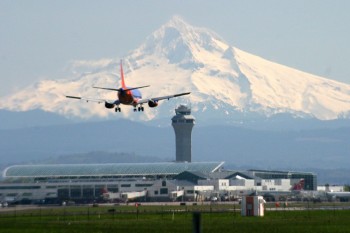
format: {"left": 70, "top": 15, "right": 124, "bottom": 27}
{"left": 115, "top": 107, "right": 121, "bottom": 112}
{"left": 134, "top": 106, "right": 144, "bottom": 112}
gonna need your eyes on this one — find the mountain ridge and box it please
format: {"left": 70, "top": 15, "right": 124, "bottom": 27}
{"left": 1, "top": 16, "right": 350, "bottom": 122}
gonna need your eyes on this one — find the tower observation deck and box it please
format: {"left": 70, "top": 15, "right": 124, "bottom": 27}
{"left": 171, "top": 105, "right": 195, "bottom": 162}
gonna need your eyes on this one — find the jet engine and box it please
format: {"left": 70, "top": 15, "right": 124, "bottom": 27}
{"left": 148, "top": 100, "right": 158, "bottom": 108}
{"left": 105, "top": 102, "right": 115, "bottom": 109}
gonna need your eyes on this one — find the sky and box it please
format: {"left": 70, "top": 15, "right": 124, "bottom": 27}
{"left": 1, "top": 0, "right": 350, "bottom": 97}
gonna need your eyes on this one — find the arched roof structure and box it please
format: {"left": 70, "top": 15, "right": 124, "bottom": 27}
{"left": 3, "top": 162, "right": 224, "bottom": 179}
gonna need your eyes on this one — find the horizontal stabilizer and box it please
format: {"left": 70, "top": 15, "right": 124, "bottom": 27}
{"left": 93, "top": 87, "right": 120, "bottom": 91}
{"left": 66, "top": 96, "right": 82, "bottom": 100}
{"left": 65, "top": 95, "right": 105, "bottom": 103}
{"left": 125, "top": 85, "right": 150, "bottom": 91}
{"left": 93, "top": 85, "right": 150, "bottom": 92}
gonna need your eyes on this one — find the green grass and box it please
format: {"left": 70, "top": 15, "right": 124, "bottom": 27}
{"left": 1, "top": 204, "right": 350, "bottom": 233}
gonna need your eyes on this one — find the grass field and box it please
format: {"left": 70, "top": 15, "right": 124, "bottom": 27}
{"left": 1, "top": 203, "right": 350, "bottom": 233}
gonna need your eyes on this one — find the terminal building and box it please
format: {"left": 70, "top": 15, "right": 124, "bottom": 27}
{"left": 0, "top": 162, "right": 223, "bottom": 203}
{"left": 0, "top": 162, "right": 316, "bottom": 204}
{"left": 0, "top": 105, "right": 317, "bottom": 204}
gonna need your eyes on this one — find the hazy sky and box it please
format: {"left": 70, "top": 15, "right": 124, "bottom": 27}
{"left": 1, "top": 0, "right": 350, "bottom": 96}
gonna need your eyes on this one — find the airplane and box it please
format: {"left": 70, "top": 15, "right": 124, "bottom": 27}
{"left": 291, "top": 178, "right": 305, "bottom": 192}
{"left": 242, "top": 179, "right": 310, "bottom": 202}
{"left": 100, "top": 187, "right": 147, "bottom": 202}
{"left": 100, "top": 187, "right": 121, "bottom": 202}
{"left": 66, "top": 61, "right": 191, "bottom": 112}
{"left": 325, "top": 187, "right": 350, "bottom": 201}
{"left": 290, "top": 179, "right": 350, "bottom": 202}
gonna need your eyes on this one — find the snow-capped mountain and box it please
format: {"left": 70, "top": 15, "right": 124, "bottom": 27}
{"left": 1, "top": 15, "right": 350, "bottom": 122}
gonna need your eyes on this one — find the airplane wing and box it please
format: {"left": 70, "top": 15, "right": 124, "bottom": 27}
{"left": 137, "top": 92, "right": 191, "bottom": 104}
{"left": 66, "top": 95, "right": 118, "bottom": 105}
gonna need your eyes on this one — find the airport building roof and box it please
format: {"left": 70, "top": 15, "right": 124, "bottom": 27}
{"left": 174, "top": 170, "right": 260, "bottom": 183}
{"left": 3, "top": 162, "right": 224, "bottom": 179}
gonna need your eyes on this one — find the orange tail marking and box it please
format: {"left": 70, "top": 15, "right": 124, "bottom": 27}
{"left": 120, "top": 60, "right": 127, "bottom": 89}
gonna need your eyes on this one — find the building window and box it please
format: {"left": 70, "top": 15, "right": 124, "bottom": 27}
{"left": 22, "top": 193, "right": 33, "bottom": 197}
{"left": 162, "top": 181, "right": 166, "bottom": 187}
{"left": 70, "top": 186, "right": 81, "bottom": 198}
{"left": 58, "top": 189, "right": 69, "bottom": 199}
{"left": 154, "top": 190, "right": 158, "bottom": 195}
{"left": 160, "top": 188, "right": 168, "bottom": 195}
{"left": 82, "top": 186, "right": 94, "bottom": 198}
{"left": 121, "top": 184, "right": 131, "bottom": 188}
{"left": 0, "top": 186, "right": 41, "bottom": 190}
{"left": 6, "top": 193, "right": 18, "bottom": 197}
{"left": 135, "top": 184, "right": 153, "bottom": 187}
{"left": 94, "top": 185, "right": 105, "bottom": 197}
{"left": 107, "top": 184, "right": 118, "bottom": 192}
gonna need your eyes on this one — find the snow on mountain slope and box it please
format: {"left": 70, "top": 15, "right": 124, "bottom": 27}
{"left": 1, "top": 16, "right": 350, "bottom": 121}
{"left": 233, "top": 48, "right": 350, "bottom": 119}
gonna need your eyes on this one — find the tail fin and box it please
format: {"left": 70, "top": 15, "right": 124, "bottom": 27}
{"left": 292, "top": 179, "right": 305, "bottom": 191}
{"left": 101, "top": 187, "right": 109, "bottom": 194}
{"left": 120, "top": 60, "right": 127, "bottom": 89}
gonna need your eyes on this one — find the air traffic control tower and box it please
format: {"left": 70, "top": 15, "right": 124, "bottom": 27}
{"left": 171, "top": 105, "right": 195, "bottom": 162}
